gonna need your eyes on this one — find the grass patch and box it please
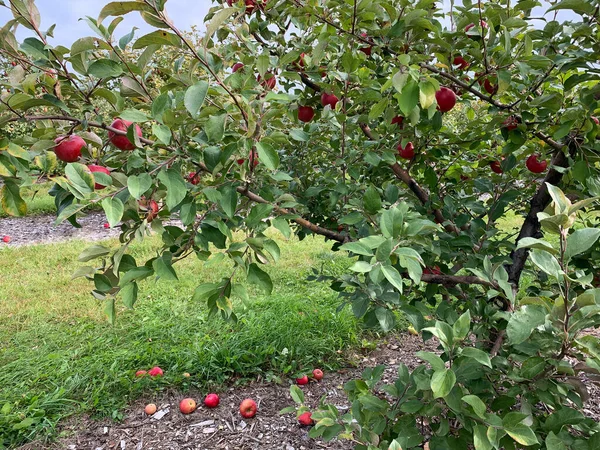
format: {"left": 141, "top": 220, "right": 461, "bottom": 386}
{"left": 0, "top": 234, "right": 362, "bottom": 447}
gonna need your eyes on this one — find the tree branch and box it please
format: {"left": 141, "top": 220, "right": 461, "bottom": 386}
{"left": 421, "top": 273, "right": 496, "bottom": 288}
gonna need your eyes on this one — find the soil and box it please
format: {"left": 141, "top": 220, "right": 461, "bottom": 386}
{"left": 19, "top": 334, "right": 437, "bottom": 450}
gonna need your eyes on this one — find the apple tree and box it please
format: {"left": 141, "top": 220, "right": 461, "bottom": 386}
{"left": 2, "top": 0, "right": 600, "bottom": 448}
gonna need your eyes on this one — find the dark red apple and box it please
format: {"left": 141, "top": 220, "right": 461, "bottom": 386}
{"left": 423, "top": 266, "right": 442, "bottom": 275}
{"left": 320, "top": 92, "right": 339, "bottom": 109}
{"left": 435, "top": 87, "right": 457, "bottom": 113}
{"left": 187, "top": 172, "right": 200, "bottom": 185}
{"left": 232, "top": 62, "right": 244, "bottom": 73}
{"left": 465, "top": 20, "right": 488, "bottom": 33}
{"left": 257, "top": 73, "right": 276, "bottom": 90}
{"left": 359, "top": 33, "right": 373, "bottom": 56}
{"left": 88, "top": 165, "right": 111, "bottom": 190}
{"left": 526, "top": 154, "right": 547, "bottom": 174}
{"left": 490, "top": 161, "right": 503, "bottom": 174}
{"left": 391, "top": 115, "right": 404, "bottom": 127}
{"left": 108, "top": 118, "right": 142, "bottom": 151}
{"left": 298, "top": 106, "right": 315, "bottom": 123}
{"left": 296, "top": 375, "right": 309, "bottom": 385}
{"left": 397, "top": 142, "right": 415, "bottom": 160}
{"left": 453, "top": 56, "right": 469, "bottom": 70}
{"left": 54, "top": 135, "right": 85, "bottom": 162}
{"left": 503, "top": 116, "right": 520, "bottom": 131}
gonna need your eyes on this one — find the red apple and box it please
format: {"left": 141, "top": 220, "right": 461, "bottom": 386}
{"left": 293, "top": 52, "right": 306, "bottom": 70}
{"left": 147, "top": 200, "right": 159, "bottom": 222}
{"left": 148, "top": 366, "right": 164, "bottom": 377}
{"left": 87, "top": 165, "right": 111, "bottom": 190}
{"left": 465, "top": 20, "right": 488, "bottom": 33}
{"left": 187, "top": 172, "right": 200, "bottom": 185}
{"left": 204, "top": 393, "right": 220, "bottom": 408}
{"left": 312, "top": 369, "right": 324, "bottom": 381}
{"left": 108, "top": 118, "right": 142, "bottom": 151}
{"left": 135, "top": 370, "right": 147, "bottom": 377}
{"left": 503, "top": 116, "right": 520, "bottom": 131}
{"left": 490, "top": 161, "right": 503, "bottom": 174}
{"left": 239, "top": 398, "right": 257, "bottom": 418}
{"left": 391, "top": 115, "right": 404, "bottom": 127}
{"left": 257, "top": 73, "right": 276, "bottom": 90}
{"left": 2, "top": 236, "right": 10, "bottom": 243}
{"left": 54, "top": 135, "right": 85, "bottom": 162}
{"left": 592, "top": 116, "right": 599, "bottom": 125}
{"left": 237, "top": 158, "right": 245, "bottom": 165}
{"left": 423, "top": 266, "right": 442, "bottom": 275}
{"left": 298, "top": 411, "right": 314, "bottom": 426}
{"left": 483, "top": 78, "right": 497, "bottom": 95}
{"left": 526, "top": 154, "right": 547, "bottom": 174}
{"left": 244, "top": 0, "right": 258, "bottom": 14}
{"left": 435, "top": 87, "right": 457, "bottom": 113}
{"left": 452, "top": 56, "right": 469, "bottom": 70}
{"left": 179, "top": 398, "right": 197, "bottom": 414}
{"left": 248, "top": 150, "right": 259, "bottom": 168}
{"left": 145, "top": 404, "right": 157, "bottom": 415}
{"left": 359, "top": 33, "right": 373, "bottom": 56}
{"left": 296, "top": 375, "right": 309, "bottom": 385}
{"left": 320, "top": 92, "right": 339, "bottom": 109}
{"left": 104, "top": 223, "right": 110, "bottom": 229}
{"left": 298, "top": 106, "right": 315, "bottom": 123}
{"left": 232, "top": 62, "right": 244, "bottom": 73}
{"left": 397, "top": 142, "right": 415, "bottom": 160}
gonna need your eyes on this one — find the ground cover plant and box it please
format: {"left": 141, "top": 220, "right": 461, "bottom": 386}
{"left": 2, "top": 0, "right": 600, "bottom": 448}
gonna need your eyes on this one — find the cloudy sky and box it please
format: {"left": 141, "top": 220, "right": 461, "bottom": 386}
{"left": 0, "top": 0, "right": 573, "bottom": 46}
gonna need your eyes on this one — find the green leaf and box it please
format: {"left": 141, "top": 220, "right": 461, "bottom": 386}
{"left": 153, "top": 254, "right": 178, "bottom": 281}
{"left": 220, "top": 185, "right": 238, "bottom": 218}
{"left": 380, "top": 207, "right": 403, "bottom": 239}
{"left": 507, "top": 305, "right": 547, "bottom": 345}
{"left": 460, "top": 347, "right": 492, "bottom": 368}
{"left": 255, "top": 141, "right": 280, "bottom": 170}
{"left": 127, "top": 174, "right": 152, "bottom": 200}
{"left": 381, "top": 265, "right": 404, "bottom": 293}
{"left": 520, "top": 356, "right": 546, "bottom": 379}
{"left": 104, "top": 298, "right": 116, "bottom": 325}
{"left": 515, "top": 237, "right": 557, "bottom": 254}
{"left": 65, "top": 163, "right": 95, "bottom": 197}
{"left": 87, "top": 59, "right": 123, "bottom": 78}
{"left": 78, "top": 245, "right": 110, "bottom": 262}
{"left": 1, "top": 180, "right": 27, "bottom": 216}
{"left": 205, "top": 7, "right": 236, "bottom": 39}
{"left": 505, "top": 423, "right": 539, "bottom": 446}
{"left": 462, "top": 395, "right": 487, "bottom": 419}
{"left": 290, "top": 385, "right": 305, "bottom": 404}
{"left": 399, "top": 80, "right": 419, "bottom": 116}
{"left": 546, "top": 183, "right": 570, "bottom": 214}
{"left": 121, "top": 282, "right": 138, "bottom": 308}
{"left": 339, "top": 242, "right": 373, "bottom": 256}
{"left": 119, "top": 266, "right": 153, "bottom": 286}
{"left": 349, "top": 261, "right": 373, "bottom": 273}
{"left": 565, "top": 228, "right": 600, "bottom": 260}
{"left": 247, "top": 263, "right": 273, "bottom": 294}
{"left": 375, "top": 307, "right": 395, "bottom": 332}
{"left": 431, "top": 368, "right": 456, "bottom": 398}
{"left": 205, "top": 114, "right": 226, "bottom": 143}
{"left": 530, "top": 249, "right": 563, "bottom": 279}
{"left": 452, "top": 310, "right": 471, "bottom": 341}
{"left": 157, "top": 169, "right": 186, "bottom": 210}
{"left": 363, "top": 186, "right": 381, "bottom": 214}
{"left": 132, "top": 30, "right": 181, "bottom": 49}
{"left": 101, "top": 197, "right": 124, "bottom": 228}
{"left": 416, "top": 351, "right": 445, "bottom": 371}
{"left": 545, "top": 432, "right": 567, "bottom": 450}
{"left": 547, "top": 0, "right": 595, "bottom": 15}
{"left": 98, "top": 2, "right": 149, "bottom": 23}
{"left": 184, "top": 81, "right": 208, "bottom": 118}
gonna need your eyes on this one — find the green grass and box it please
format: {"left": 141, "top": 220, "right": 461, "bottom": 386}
{"left": 0, "top": 234, "right": 363, "bottom": 448}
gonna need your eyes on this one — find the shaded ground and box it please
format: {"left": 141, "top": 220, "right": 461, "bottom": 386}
{"left": 21, "top": 334, "right": 437, "bottom": 450}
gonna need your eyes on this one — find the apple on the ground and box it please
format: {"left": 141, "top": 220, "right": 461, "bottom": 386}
{"left": 312, "top": 369, "right": 324, "bottom": 381}
{"left": 144, "top": 404, "right": 157, "bottom": 415}
{"left": 204, "top": 393, "right": 220, "bottom": 408}
{"left": 298, "top": 411, "right": 314, "bottom": 426}
{"left": 135, "top": 370, "right": 147, "bottom": 377}
{"left": 239, "top": 398, "right": 257, "bottom": 418}
{"left": 148, "top": 366, "right": 163, "bottom": 377}
{"left": 296, "top": 375, "right": 309, "bottom": 385}
{"left": 179, "top": 398, "right": 196, "bottom": 414}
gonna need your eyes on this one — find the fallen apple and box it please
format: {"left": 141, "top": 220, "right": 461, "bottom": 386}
{"left": 145, "top": 403, "right": 157, "bottom": 415}
{"left": 135, "top": 370, "right": 147, "bottom": 377}
{"left": 312, "top": 369, "right": 324, "bottom": 381}
{"left": 298, "top": 411, "right": 314, "bottom": 426}
{"left": 148, "top": 366, "right": 164, "bottom": 377}
{"left": 239, "top": 398, "right": 257, "bottom": 418}
{"left": 2, "top": 236, "right": 10, "bottom": 243}
{"left": 204, "top": 393, "right": 220, "bottom": 408}
{"left": 179, "top": 398, "right": 197, "bottom": 414}
{"left": 296, "top": 375, "right": 309, "bottom": 385}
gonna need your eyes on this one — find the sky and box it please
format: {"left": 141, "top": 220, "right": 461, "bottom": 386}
{"left": 0, "top": 1, "right": 575, "bottom": 47}
{"left": 0, "top": 0, "right": 214, "bottom": 45}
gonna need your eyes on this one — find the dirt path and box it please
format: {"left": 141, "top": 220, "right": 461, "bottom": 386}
{"left": 0, "top": 212, "right": 118, "bottom": 247}
{"left": 20, "top": 334, "right": 437, "bottom": 450}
